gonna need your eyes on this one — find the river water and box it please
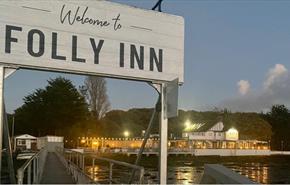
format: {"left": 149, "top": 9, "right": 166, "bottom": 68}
{"left": 86, "top": 155, "right": 290, "bottom": 184}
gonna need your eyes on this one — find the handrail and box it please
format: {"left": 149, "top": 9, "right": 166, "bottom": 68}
{"left": 17, "top": 152, "right": 38, "bottom": 173}
{"left": 87, "top": 154, "right": 144, "bottom": 170}
{"left": 57, "top": 148, "right": 145, "bottom": 184}
{"left": 17, "top": 147, "right": 48, "bottom": 184}
{"left": 55, "top": 148, "right": 92, "bottom": 184}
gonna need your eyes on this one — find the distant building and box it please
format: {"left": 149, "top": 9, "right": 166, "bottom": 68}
{"left": 182, "top": 121, "right": 239, "bottom": 141}
{"left": 37, "top": 136, "right": 64, "bottom": 152}
{"left": 180, "top": 121, "right": 268, "bottom": 150}
{"left": 76, "top": 121, "right": 269, "bottom": 153}
{"left": 14, "top": 134, "right": 37, "bottom": 152}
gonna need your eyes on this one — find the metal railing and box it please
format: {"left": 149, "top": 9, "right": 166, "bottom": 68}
{"left": 55, "top": 148, "right": 92, "bottom": 184}
{"left": 56, "top": 148, "right": 145, "bottom": 184}
{"left": 16, "top": 147, "right": 48, "bottom": 184}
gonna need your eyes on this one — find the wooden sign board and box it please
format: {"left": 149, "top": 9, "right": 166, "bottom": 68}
{"left": 0, "top": 0, "right": 184, "bottom": 83}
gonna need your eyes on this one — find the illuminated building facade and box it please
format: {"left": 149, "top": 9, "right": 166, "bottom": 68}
{"left": 76, "top": 122, "right": 269, "bottom": 153}
{"left": 181, "top": 121, "right": 268, "bottom": 150}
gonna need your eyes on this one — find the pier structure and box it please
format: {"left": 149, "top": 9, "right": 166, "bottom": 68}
{"left": 16, "top": 146, "right": 145, "bottom": 184}
{"left": 0, "top": 0, "right": 185, "bottom": 183}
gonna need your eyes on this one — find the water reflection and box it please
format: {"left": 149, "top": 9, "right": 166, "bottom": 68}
{"left": 85, "top": 156, "right": 290, "bottom": 184}
{"left": 226, "top": 162, "right": 269, "bottom": 184}
{"left": 169, "top": 167, "right": 203, "bottom": 184}
{"left": 86, "top": 165, "right": 110, "bottom": 183}
{"left": 86, "top": 164, "right": 270, "bottom": 184}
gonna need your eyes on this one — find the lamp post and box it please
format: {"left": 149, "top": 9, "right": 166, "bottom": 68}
{"left": 184, "top": 121, "right": 191, "bottom": 150}
{"left": 141, "top": 130, "right": 146, "bottom": 137}
{"left": 281, "top": 140, "right": 284, "bottom": 151}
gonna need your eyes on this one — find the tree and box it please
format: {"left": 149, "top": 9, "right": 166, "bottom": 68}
{"left": 81, "top": 76, "right": 110, "bottom": 120}
{"left": 14, "top": 77, "right": 88, "bottom": 136}
{"left": 264, "top": 105, "right": 290, "bottom": 150}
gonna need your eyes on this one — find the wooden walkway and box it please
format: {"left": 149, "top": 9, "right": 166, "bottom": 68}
{"left": 40, "top": 152, "right": 75, "bottom": 184}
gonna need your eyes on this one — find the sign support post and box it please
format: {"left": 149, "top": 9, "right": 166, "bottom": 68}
{"left": 159, "top": 83, "right": 168, "bottom": 184}
{"left": 0, "top": 66, "right": 17, "bottom": 181}
{"left": 0, "top": 66, "right": 4, "bottom": 179}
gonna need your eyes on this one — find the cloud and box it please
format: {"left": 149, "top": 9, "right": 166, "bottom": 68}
{"left": 219, "top": 64, "right": 290, "bottom": 112}
{"left": 264, "top": 64, "right": 288, "bottom": 89}
{"left": 237, "top": 80, "right": 250, "bottom": 95}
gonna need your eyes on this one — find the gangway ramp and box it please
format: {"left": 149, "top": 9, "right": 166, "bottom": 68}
{"left": 40, "top": 152, "right": 74, "bottom": 184}
{"left": 17, "top": 147, "right": 145, "bottom": 184}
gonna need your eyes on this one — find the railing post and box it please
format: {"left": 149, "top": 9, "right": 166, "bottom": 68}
{"left": 33, "top": 159, "right": 36, "bottom": 183}
{"left": 76, "top": 153, "right": 79, "bottom": 167}
{"left": 109, "top": 162, "right": 114, "bottom": 184}
{"left": 80, "top": 154, "right": 82, "bottom": 169}
{"left": 139, "top": 168, "right": 144, "bottom": 184}
{"left": 17, "top": 169, "right": 24, "bottom": 184}
{"left": 82, "top": 155, "right": 85, "bottom": 172}
{"left": 92, "top": 158, "right": 95, "bottom": 181}
{"left": 27, "top": 163, "right": 31, "bottom": 184}
{"left": 36, "top": 156, "right": 39, "bottom": 182}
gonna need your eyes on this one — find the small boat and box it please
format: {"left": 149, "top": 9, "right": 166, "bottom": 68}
{"left": 16, "top": 150, "right": 36, "bottom": 160}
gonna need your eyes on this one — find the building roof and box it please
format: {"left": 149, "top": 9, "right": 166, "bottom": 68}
{"left": 184, "top": 121, "right": 231, "bottom": 132}
{"left": 14, "top": 134, "right": 36, "bottom": 139}
{"left": 184, "top": 121, "right": 213, "bottom": 132}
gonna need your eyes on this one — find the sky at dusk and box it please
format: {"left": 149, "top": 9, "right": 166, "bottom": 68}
{"left": 4, "top": 0, "right": 290, "bottom": 113}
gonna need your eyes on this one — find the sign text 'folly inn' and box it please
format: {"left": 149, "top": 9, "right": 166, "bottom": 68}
{"left": 0, "top": 0, "right": 184, "bottom": 83}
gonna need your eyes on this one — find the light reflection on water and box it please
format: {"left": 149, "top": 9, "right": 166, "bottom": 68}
{"left": 86, "top": 166, "right": 108, "bottom": 183}
{"left": 224, "top": 162, "right": 269, "bottom": 184}
{"left": 86, "top": 165, "right": 203, "bottom": 184}
{"left": 85, "top": 157, "right": 290, "bottom": 184}
{"left": 168, "top": 167, "right": 203, "bottom": 184}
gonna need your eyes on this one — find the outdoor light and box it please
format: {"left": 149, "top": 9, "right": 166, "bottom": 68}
{"left": 184, "top": 120, "right": 191, "bottom": 128}
{"left": 225, "top": 128, "right": 239, "bottom": 141}
{"left": 81, "top": 139, "right": 86, "bottom": 144}
{"left": 228, "top": 128, "right": 238, "bottom": 134}
{"left": 124, "top": 131, "right": 129, "bottom": 137}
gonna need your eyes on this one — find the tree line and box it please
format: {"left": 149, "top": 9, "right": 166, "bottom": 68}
{"left": 12, "top": 76, "right": 110, "bottom": 141}
{"left": 9, "top": 77, "right": 290, "bottom": 150}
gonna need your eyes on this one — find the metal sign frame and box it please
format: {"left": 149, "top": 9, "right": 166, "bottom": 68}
{"left": 0, "top": 0, "right": 184, "bottom": 184}
{"left": 0, "top": 0, "right": 184, "bottom": 84}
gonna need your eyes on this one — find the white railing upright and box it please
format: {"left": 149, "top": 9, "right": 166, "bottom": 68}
{"left": 56, "top": 147, "right": 145, "bottom": 184}
{"left": 16, "top": 147, "right": 48, "bottom": 184}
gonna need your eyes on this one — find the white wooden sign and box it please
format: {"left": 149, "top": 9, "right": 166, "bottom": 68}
{"left": 0, "top": 0, "right": 184, "bottom": 83}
